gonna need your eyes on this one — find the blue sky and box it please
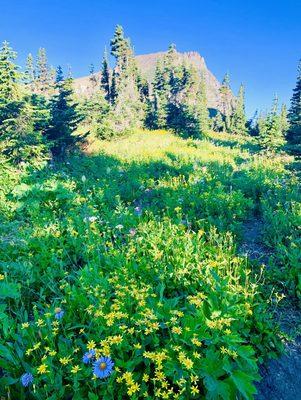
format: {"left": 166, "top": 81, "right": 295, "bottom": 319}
{"left": 1, "top": 0, "right": 300, "bottom": 116}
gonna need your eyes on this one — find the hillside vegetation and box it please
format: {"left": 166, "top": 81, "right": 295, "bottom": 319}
{"left": 0, "top": 22, "right": 300, "bottom": 400}
{"left": 0, "top": 130, "right": 300, "bottom": 399}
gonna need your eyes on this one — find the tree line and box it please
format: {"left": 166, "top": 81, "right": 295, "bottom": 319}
{"left": 0, "top": 25, "right": 300, "bottom": 164}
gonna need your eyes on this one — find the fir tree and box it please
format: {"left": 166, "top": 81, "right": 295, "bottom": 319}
{"left": 0, "top": 41, "right": 19, "bottom": 104}
{"left": 257, "top": 96, "right": 286, "bottom": 150}
{"left": 109, "top": 25, "right": 145, "bottom": 132}
{"left": 24, "top": 53, "right": 35, "bottom": 90}
{"left": 45, "top": 78, "right": 85, "bottom": 158}
{"left": 219, "top": 72, "right": 233, "bottom": 131}
{"left": 286, "top": 60, "right": 301, "bottom": 154}
{"left": 101, "top": 48, "right": 110, "bottom": 102}
{"left": 55, "top": 65, "right": 64, "bottom": 83}
{"left": 89, "top": 63, "right": 98, "bottom": 90}
{"left": 231, "top": 84, "right": 248, "bottom": 135}
{"left": 36, "top": 48, "right": 50, "bottom": 94}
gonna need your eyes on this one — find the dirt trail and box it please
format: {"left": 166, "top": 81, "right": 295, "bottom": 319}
{"left": 239, "top": 218, "right": 301, "bottom": 400}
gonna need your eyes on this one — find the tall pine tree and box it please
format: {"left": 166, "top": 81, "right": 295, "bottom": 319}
{"left": 36, "top": 48, "right": 50, "bottom": 94}
{"left": 286, "top": 60, "right": 301, "bottom": 154}
{"left": 231, "top": 84, "right": 248, "bottom": 135}
{"left": 101, "top": 48, "right": 110, "bottom": 102}
{"left": 45, "top": 77, "right": 84, "bottom": 158}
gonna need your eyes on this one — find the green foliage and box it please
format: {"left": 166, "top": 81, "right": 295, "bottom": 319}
{"left": 150, "top": 47, "right": 209, "bottom": 137}
{"left": 1, "top": 130, "right": 294, "bottom": 399}
{"left": 287, "top": 60, "right": 301, "bottom": 154}
{"left": 45, "top": 78, "right": 85, "bottom": 158}
{"left": 257, "top": 97, "right": 287, "bottom": 150}
{"left": 231, "top": 84, "right": 248, "bottom": 135}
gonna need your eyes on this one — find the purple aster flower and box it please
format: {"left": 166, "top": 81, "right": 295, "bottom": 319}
{"left": 82, "top": 349, "right": 96, "bottom": 364}
{"left": 21, "top": 372, "right": 33, "bottom": 387}
{"left": 54, "top": 307, "right": 64, "bottom": 320}
{"left": 93, "top": 356, "right": 114, "bottom": 379}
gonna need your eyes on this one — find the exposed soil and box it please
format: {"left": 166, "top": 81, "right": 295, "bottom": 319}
{"left": 239, "top": 218, "right": 301, "bottom": 400}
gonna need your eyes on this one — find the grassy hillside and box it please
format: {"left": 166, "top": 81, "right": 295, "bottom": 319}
{"left": 0, "top": 130, "right": 300, "bottom": 399}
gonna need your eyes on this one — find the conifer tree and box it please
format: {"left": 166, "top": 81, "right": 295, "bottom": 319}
{"left": 231, "top": 84, "right": 248, "bottom": 135}
{"left": 89, "top": 63, "right": 98, "bottom": 90}
{"left": 55, "top": 65, "right": 64, "bottom": 83}
{"left": 286, "top": 60, "right": 301, "bottom": 154}
{"left": 257, "top": 96, "right": 286, "bottom": 150}
{"left": 45, "top": 77, "right": 84, "bottom": 158}
{"left": 109, "top": 25, "right": 145, "bottom": 132}
{"left": 101, "top": 48, "right": 110, "bottom": 102}
{"left": 0, "top": 41, "right": 19, "bottom": 105}
{"left": 219, "top": 72, "right": 233, "bottom": 131}
{"left": 24, "top": 53, "right": 35, "bottom": 90}
{"left": 197, "top": 74, "right": 210, "bottom": 134}
{"left": 36, "top": 48, "right": 50, "bottom": 93}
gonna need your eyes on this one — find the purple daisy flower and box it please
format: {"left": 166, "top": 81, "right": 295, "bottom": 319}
{"left": 21, "top": 372, "right": 33, "bottom": 387}
{"left": 54, "top": 307, "right": 64, "bottom": 320}
{"left": 93, "top": 356, "right": 114, "bottom": 379}
{"left": 82, "top": 349, "right": 96, "bottom": 364}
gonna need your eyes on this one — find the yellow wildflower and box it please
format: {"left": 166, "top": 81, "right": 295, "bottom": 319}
{"left": 37, "top": 364, "right": 48, "bottom": 374}
{"left": 21, "top": 322, "right": 30, "bottom": 329}
{"left": 71, "top": 365, "right": 81, "bottom": 374}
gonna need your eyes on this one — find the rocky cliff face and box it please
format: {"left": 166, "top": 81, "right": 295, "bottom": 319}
{"left": 73, "top": 51, "right": 232, "bottom": 111}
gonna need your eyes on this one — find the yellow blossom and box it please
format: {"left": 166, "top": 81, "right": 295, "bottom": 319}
{"left": 21, "top": 322, "right": 30, "bottom": 329}
{"left": 87, "top": 340, "right": 96, "bottom": 350}
{"left": 37, "top": 364, "right": 48, "bottom": 374}
{"left": 71, "top": 365, "right": 81, "bottom": 374}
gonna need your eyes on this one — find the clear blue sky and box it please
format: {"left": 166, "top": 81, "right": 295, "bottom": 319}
{"left": 1, "top": 0, "right": 300, "bottom": 116}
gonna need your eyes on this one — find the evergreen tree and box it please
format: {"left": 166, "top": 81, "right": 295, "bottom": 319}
{"left": 101, "top": 48, "right": 110, "bottom": 102}
{"left": 55, "top": 65, "right": 64, "bottom": 83}
{"left": 89, "top": 63, "right": 98, "bottom": 90}
{"left": 219, "top": 72, "right": 233, "bottom": 131}
{"left": 231, "top": 84, "right": 248, "bottom": 135}
{"left": 0, "top": 41, "right": 19, "bottom": 105}
{"left": 197, "top": 74, "right": 210, "bottom": 134}
{"left": 286, "top": 60, "right": 301, "bottom": 154}
{"left": 24, "top": 53, "right": 35, "bottom": 90}
{"left": 45, "top": 78, "right": 85, "bottom": 158}
{"left": 36, "top": 48, "right": 50, "bottom": 94}
{"left": 257, "top": 96, "right": 286, "bottom": 150}
{"left": 109, "top": 25, "right": 145, "bottom": 132}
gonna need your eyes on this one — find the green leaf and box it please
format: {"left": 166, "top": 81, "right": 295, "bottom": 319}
{"left": 231, "top": 370, "right": 257, "bottom": 400}
{"left": 0, "top": 282, "right": 20, "bottom": 299}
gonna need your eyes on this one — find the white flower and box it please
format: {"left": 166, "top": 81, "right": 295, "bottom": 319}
{"left": 81, "top": 175, "right": 87, "bottom": 183}
{"left": 115, "top": 224, "right": 124, "bottom": 230}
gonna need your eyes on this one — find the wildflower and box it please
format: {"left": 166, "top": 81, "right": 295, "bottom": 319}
{"left": 20, "top": 372, "right": 33, "bottom": 387}
{"left": 71, "top": 365, "right": 81, "bottom": 374}
{"left": 142, "top": 373, "right": 149, "bottom": 382}
{"left": 0, "top": 274, "right": 5, "bottom": 280}
{"left": 21, "top": 322, "right": 30, "bottom": 329}
{"left": 37, "top": 364, "right": 48, "bottom": 374}
{"left": 87, "top": 340, "right": 96, "bottom": 350}
{"left": 115, "top": 224, "right": 124, "bottom": 230}
{"left": 81, "top": 175, "right": 86, "bottom": 183}
{"left": 93, "top": 356, "right": 114, "bottom": 379}
{"left": 59, "top": 356, "right": 72, "bottom": 365}
{"left": 82, "top": 349, "right": 96, "bottom": 364}
{"left": 127, "top": 382, "right": 140, "bottom": 396}
{"left": 49, "top": 350, "right": 57, "bottom": 356}
{"left": 129, "top": 228, "right": 137, "bottom": 237}
{"left": 54, "top": 307, "right": 64, "bottom": 320}
{"left": 172, "top": 326, "right": 182, "bottom": 335}
{"left": 191, "top": 386, "right": 200, "bottom": 396}
{"left": 36, "top": 319, "right": 45, "bottom": 327}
